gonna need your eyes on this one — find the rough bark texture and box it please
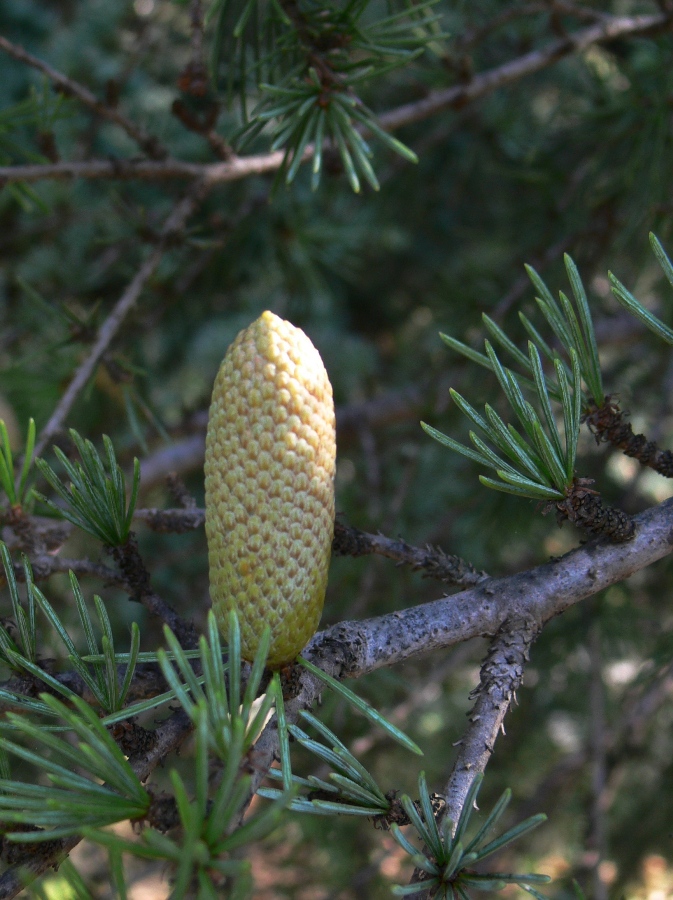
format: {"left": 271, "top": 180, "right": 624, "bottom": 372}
{"left": 585, "top": 399, "right": 673, "bottom": 478}
{"left": 555, "top": 479, "right": 636, "bottom": 543}
{"left": 444, "top": 617, "right": 539, "bottom": 824}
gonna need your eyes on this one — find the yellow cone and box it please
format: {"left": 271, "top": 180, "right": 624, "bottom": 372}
{"left": 204, "top": 311, "right": 336, "bottom": 667}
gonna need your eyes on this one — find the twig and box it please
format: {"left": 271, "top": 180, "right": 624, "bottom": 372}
{"left": 0, "top": 35, "right": 166, "bottom": 160}
{"left": 0, "top": 660, "right": 169, "bottom": 710}
{"left": 8, "top": 554, "right": 118, "bottom": 584}
{"left": 1, "top": 11, "right": 669, "bottom": 186}
{"left": 443, "top": 617, "right": 538, "bottom": 824}
{"left": 3, "top": 538, "right": 197, "bottom": 648}
{"left": 172, "top": 98, "right": 232, "bottom": 161}
{"left": 408, "top": 617, "right": 538, "bottom": 897}
{"left": 134, "top": 505, "right": 205, "bottom": 533}
{"left": 0, "top": 511, "right": 71, "bottom": 557}
{"left": 584, "top": 399, "right": 673, "bottom": 478}
{"left": 378, "top": 11, "right": 671, "bottom": 132}
{"left": 0, "top": 151, "right": 289, "bottom": 185}
{"left": 33, "top": 180, "right": 211, "bottom": 460}
{"left": 110, "top": 533, "right": 198, "bottom": 649}
{"left": 332, "top": 519, "right": 488, "bottom": 588}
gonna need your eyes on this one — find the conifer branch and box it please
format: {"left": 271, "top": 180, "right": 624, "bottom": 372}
{"left": 377, "top": 10, "right": 672, "bottom": 131}
{"left": 332, "top": 519, "right": 488, "bottom": 588}
{"left": 229, "top": 499, "right": 673, "bottom": 825}
{"left": 1, "top": 5, "right": 672, "bottom": 896}
{"left": 0, "top": 35, "right": 167, "bottom": 160}
{"left": 306, "top": 497, "right": 673, "bottom": 679}
{"left": 1, "top": 10, "right": 669, "bottom": 186}
{"left": 0, "top": 708, "right": 193, "bottom": 900}
{"left": 0, "top": 501, "right": 670, "bottom": 885}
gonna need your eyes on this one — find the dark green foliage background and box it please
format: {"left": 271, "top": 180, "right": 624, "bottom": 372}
{"left": 1, "top": 0, "right": 673, "bottom": 896}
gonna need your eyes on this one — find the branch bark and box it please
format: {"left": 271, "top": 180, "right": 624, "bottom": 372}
{"left": 411, "top": 617, "right": 538, "bottom": 897}
{"left": 305, "top": 498, "right": 673, "bottom": 679}
{"left": 443, "top": 617, "right": 538, "bottom": 826}
{"left": 332, "top": 519, "right": 488, "bottom": 588}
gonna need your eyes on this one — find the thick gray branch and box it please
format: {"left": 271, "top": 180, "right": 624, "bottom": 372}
{"left": 306, "top": 498, "right": 673, "bottom": 679}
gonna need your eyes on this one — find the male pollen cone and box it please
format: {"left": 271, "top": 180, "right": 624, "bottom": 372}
{"left": 204, "top": 311, "right": 336, "bottom": 668}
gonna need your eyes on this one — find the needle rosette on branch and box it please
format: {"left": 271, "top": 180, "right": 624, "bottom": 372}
{"left": 204, "top": 311, "right": 336, "bottom": 668}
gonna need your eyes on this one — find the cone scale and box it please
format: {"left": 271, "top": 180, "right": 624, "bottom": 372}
{"left": 204, "top": 312, "right": 336, "bottom": 668}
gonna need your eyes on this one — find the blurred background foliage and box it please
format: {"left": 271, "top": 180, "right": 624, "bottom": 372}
{"left": 1, "top": 0, "right": 673, "bottom": 897}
